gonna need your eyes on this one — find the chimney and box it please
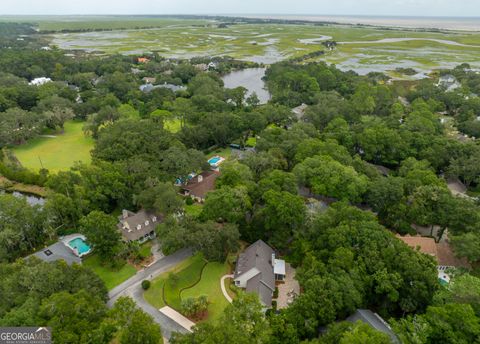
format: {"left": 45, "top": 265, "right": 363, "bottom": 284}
{"left": 271, "top": 253, "right": 275, "bottom": 267}
{"left": 122, "top": 209, "right": 129, "bottom": 219}
{"left": 198, "top": 174, "right": 203, "bottom": 183}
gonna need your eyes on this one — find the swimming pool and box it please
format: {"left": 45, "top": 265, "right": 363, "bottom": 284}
{"left": 208, "top": 156, "right": 225, "bottom": 168}
{"left": 68, "top": 237, "right": 91, "bottom": 256}
{"left": 208, "top": 157, "right": 221, "bottom": 165}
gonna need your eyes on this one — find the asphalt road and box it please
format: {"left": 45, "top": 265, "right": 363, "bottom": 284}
{"left": 107, "top": 248, "right": 193, "bottom": 339}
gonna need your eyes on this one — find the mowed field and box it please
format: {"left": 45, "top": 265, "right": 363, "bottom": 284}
{"left": 41, "top": 17, "right": 480, "bottom": 73}
{"left": 12, "top": 121, "right": 94, "bottom": 172}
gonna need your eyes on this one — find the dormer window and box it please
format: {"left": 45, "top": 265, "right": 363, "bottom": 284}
{"left": 136, "top": 224, "right": 142, "bottom": 230}
{"left": 145, "top": 220, "right": 150, "bottom": 226}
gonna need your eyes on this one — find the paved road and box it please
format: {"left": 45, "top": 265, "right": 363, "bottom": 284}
{"left": 108, "top": 248, "right": 192, "bottom": 339}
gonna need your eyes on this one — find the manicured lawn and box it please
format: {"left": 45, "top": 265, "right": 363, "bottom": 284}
{"left": 164, "top": 118, "right": 182, "bottom": 133}
{"left": 185, "top": 203, "right": 203, "bottom": 217}
{"left": 12, "top": 121, "right": 94, "bottom": 173}
{"left": 144, "top": 252, "right": 231, "bottom": 324}
{"left": 207, "top": 147, "right": 233, "bottom": 161}
{"left": 144, "top": 254, "right": 205, "bottom": 309}
{"left": 164, "top": 254, "right": 206, "bottom": 310}
{"left": 181, "top": 261, "right": 231, "bottom": 323}
{"left": 83, "top": 254, "right": 137, "bottom": 291}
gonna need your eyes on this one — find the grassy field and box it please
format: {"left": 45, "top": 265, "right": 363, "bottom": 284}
{"left": 12, "top": 121, "right": 93, "bottom": 173}
{"left": 83, "top": 254, "right": 137, "bottom": 291}
{"left": 144, "top": 253, "right": 231, "bottom": 323}
{"left": 45, "top": 19, "right": 480, "bottom": 73}
{"left": 181, "top": 261, "right": 231, "bottom": 323}
{"left": 144, "top": 254, "right": 205, "bottom": 309}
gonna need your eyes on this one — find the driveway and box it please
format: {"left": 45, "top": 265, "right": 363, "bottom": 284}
{"left": 108, "top": 248, "right": 192, "bottom": 339}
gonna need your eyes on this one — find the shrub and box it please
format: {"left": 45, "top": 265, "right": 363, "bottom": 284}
{"left": 273, "top": 287, "right": 279, "bottom": 299}
{"left": 181, "top": 295, "right": 209, "bottom": 318}
{"left": 271, "top": 300, "right": 277, "bottom": 310}
{"left": 185, "top": 197, "right": 194, "bottom": 205}
{"left": 141, "top": 280, "right": 151, "bottom": 290}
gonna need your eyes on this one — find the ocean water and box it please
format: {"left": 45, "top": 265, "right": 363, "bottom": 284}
{"left": 238, "top": 15, "right": 480, "bottom": 31}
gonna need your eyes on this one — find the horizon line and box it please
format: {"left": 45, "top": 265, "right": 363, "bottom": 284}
{"left": 0, "top": 13, "right": 479, "bottom": 19}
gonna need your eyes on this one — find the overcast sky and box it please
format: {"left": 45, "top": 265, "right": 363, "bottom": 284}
{"left": 1, "top": 0, "right": 479, "bottom": 17}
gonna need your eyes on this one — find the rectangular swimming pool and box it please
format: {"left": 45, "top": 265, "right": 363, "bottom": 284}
{"left": 208, "top": 157, "right": 221, "bottom": 165}
{"left": 68, "top": 237, "right": 91, "bottom": 255}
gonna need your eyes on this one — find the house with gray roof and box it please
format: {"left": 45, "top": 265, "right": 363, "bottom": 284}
{"left": 31, "top": 241, "right": 82, "bottom": 265}
{"left": 118, "top": 209, "right": 161, "bottom": 243}
{"left": 233, "top": 240, "right": 286, "bottom": 307}
{"left": 346, "top": 309, "right": 399, "bottom": 343}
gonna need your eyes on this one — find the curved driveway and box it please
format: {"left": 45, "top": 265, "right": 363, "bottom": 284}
{"left": 107, "top": 248, "right": 192, "bottom": 339}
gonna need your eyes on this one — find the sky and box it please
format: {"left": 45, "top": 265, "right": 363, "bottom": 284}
{"left": 0, "top": 0, "right": 479, "bottom": 17}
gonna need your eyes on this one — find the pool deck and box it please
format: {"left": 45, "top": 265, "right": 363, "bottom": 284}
{"left": 61, "top": 233, "right": 92, "bottom": 257}
{"left": 208, "top": 155, "right": 225, "bottom": 168}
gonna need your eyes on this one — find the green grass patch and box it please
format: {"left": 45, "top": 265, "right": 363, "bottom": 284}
{"left": 144, "top": 253, "right": 230, "bottom": 324}
{"left": 12, "top": 121, "right": 93, "bottom": 173}
{"left": 83, "top": 254, "right": 136, "bottom": 291}
{"left": 144, "top": 254, "right": 205, "bottom": 309}
{"left": 181, "top": 261, "right": 231, "bottom": 323}
{"left": 208, "top": 147, "right": 232, "bottom": 161}
{"left": 164, "top": 254, "right": 206, "bottom": 310}
{"left": 185, "top": 203, "right": 203, "bottom": 217}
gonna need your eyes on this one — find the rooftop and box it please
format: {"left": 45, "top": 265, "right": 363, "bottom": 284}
{"left": 31, "top": 241, "right": 82, "bottom": 265}
{"left": 396, "top": 235, "right": 437, "bottom": 256}
{"left": 182, "top": 171, "right": 219, "bottom": 200}
{"left": 347, "top": 309, "right": 399, "bottom": 344}
{"left": 118, "top": 209, "right": 161, "bottom": 242}
{"left": 234, "top": 240, "right": 276, "bottom": 306}
{"left": 396, "top": 235, "right": 470, "bottom": 269}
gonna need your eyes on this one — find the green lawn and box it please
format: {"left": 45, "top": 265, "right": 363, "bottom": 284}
{"left": 208, "top": 147, "right": 233, "bottom": 161}
{"left": 144, "top": 254, "right": 205, "bottom": 309}
{"left": 185, "top": 203, "right": 203, "bottom": 217}
{"left": 164, "top": 254, "right": 206, "bottom": 310}
{"left": 181, "top": 261, "right": 231, "bottom": 323}
{"left": 12, "top": 121, "right": 94, "bottom": 173}
{"left": 144, "top": 253, "right": 230, "bottom": 323}
{"left": 83, "top": 254, "right": 137, "bottom": 291}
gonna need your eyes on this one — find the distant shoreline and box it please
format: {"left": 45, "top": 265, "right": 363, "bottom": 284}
{"left": 225, "top": 14, "right": 480, "bottom": 32}
{"left": 0, "top": 14, "right": 478, "bottom": 32}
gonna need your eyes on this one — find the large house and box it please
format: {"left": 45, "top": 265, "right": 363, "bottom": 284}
{"left": 180, "top": 171, "right": 219, "bottom": 202}
{"left": 118, "top": 209, "right": 160, "bottom": 243}
{"left": 233, "top": 240, "right": 286, "bottom": 308}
